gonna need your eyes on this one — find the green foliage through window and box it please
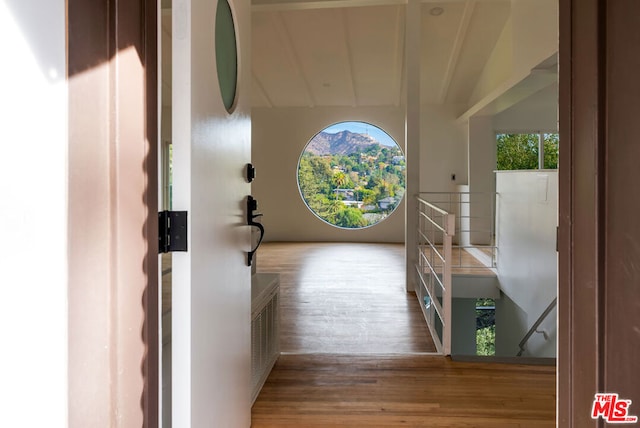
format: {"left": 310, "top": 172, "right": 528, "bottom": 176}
{"left": 476, "top": 298, "right": 495, "bottom": 356}
{"left": 297, "top": 123, "right": 405, "bottom": 229}
{"left": 496, "top": 133, "right": 559, "bottom": 170}
{"left": 477, "top": 325, "right": 495, "bottom": 356}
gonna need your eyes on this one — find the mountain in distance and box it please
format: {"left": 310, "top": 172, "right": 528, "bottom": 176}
{"left": 305, "top": 130, "right": 381, "bottom": 156}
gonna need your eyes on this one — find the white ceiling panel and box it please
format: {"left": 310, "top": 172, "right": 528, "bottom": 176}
{"left": 160, "top": 0, "right": 524, "bottom": 110}
{"left": 279, "top": 8, "right": 356, "bottom": 106}
{"left": 252, "top": 11, "right": 316, "bottom": 106}
{"left": 444, "top": 1, "right": 511, "bottom": 105}
{"left": 252, "top": 75, "right": 273, "bottom": 107}
{"left": 249, "top": 1, "right": 514, "bottom": 108}
{"left": 345, "top": 5, "right": 404, "bottom": 106}
{"left": 420, "top": 2, "right": 466, "bottom": 104}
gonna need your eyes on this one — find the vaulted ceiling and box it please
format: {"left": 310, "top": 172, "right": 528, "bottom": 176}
{"left": 252, "top": 0, "right": 510, "bottom": 108}
{"left": 161, "top": 0, "right": 513, "bottom": 109}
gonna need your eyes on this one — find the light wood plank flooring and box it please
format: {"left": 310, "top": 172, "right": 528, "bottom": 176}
{"left": 252, "top": 354, "right": 556, "bottom": 427}
{"left": 252, "top": 242, "right": 556, "bottom": 427}
{"left": 422, "top": 246, "right": 497, "bottom": 276}
{"left": 256, "top": 242, "right": 436, "bottom": 354}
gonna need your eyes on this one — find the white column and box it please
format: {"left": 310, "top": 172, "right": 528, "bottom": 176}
{"left": 538, "top": 132, "right": 545, "bottom": 169}
{"left": 468, "top": 116, "right": 495, "bottom": 245}
{"left": 405, "top": 0, "right": 421, "bottom": 292}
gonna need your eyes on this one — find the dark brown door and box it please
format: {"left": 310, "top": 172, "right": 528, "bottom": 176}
{"left": 559, "top": 0, "right": 640, "bottom": 425}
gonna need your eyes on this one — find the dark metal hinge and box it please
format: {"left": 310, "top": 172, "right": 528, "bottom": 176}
{"left": 158, "top": 210, "right": 188, "bottom": 253}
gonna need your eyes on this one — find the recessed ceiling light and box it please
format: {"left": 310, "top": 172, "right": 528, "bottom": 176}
{"left": 430, "top": 7, "right": 444, "bottom": 16}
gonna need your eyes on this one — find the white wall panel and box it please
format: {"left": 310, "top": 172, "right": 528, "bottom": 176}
{"left": 495, "top": 170, "right": 557, "bottom": 357}
{"left": 493, "top": 83, "right": 558, "bottom": 132}
{"left": 420, "top": 104, "right": 468, "bottom": 192}
{"left": 252, "top": 106, "right": 406, "bottom": 242}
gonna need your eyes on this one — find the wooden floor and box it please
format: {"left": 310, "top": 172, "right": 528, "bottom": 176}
{"left": 422, "top": 246, "right": 496, "bottom": 276}
{"left": 256, "top": 242, "right": 436, "bottom": 354}
{"left": 252, "top": 242, "right": 556, "bottom": 427}
{"left": 252, "top": 354, "right": 556, "bottom": 427}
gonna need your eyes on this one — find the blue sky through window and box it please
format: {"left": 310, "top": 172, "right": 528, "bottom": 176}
{"left": 322, "top": 121, "right": 398, "bottom": 147}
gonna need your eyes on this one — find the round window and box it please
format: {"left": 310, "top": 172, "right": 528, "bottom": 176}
{"left": 215, "top": 0, "right": 238, "bottom": 112}
{"left": 297, "top": 121, "right": 405, "bottom": 229}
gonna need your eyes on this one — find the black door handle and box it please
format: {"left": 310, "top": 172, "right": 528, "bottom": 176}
{"left": 247, "top": 195, "right": 264, "bottom": 266}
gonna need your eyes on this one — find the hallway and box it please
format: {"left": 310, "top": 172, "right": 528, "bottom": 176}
{"left": 252, "top": 242, "right": 556, "bottom": 426}
{"left": 256, "top": 242, "right": 436, "bottom": 354}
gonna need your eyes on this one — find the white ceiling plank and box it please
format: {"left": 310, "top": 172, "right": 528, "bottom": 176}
{"left": 443, "top": 1, "right": 510, "bottom": 105}
{"left": 250, "top": 0, "right": 517, "bottom": 108}
{"left": 271, "top": 12, "right": 316, "bottom": 107}
{"left": 456, "top": 68, "right": 557, "bottom": 122}
{"left": 393, "top": 5, "right": 405, "bottom": 107}
{"left": 282, "top": 9, "right": 355, "bottom": 105}
{"left": 340, "top": 9, "right": 359, "bottom": 106}
{"left": 438, "top": 0, "right": 475, "bottom": 104}
{"left": 252, "top": 73, "right": 274, "bottom": 107}
{"left": 420, "top": 2, "right": 466, "bottom": 103}
{"left": 253, "top": 11, "right": 314, "bottom": 106}
{"left": 345, "top": 5, "right": 404, "bottom": 106}
{"left": 252, "top": 0, "right": 466, "bottom": 13}
{"left": 254, "top": 0, "right": 402, "bottom": 13}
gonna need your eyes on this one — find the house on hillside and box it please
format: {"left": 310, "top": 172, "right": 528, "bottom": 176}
{"left": 333, "top": 189, "right": 355, "bottom": 201}
{"left": 378, "top": 196, "right": 396, "bottom": 210}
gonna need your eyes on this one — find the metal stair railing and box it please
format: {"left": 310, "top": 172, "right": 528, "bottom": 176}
{"left": 418, "top": 192, "right": 498, "bottom": 270}
{"left": 517, "top": 297, "right": 557, "bottom": 357}
{"left": 415, "top": 196, "right": 455, "bottom": 355}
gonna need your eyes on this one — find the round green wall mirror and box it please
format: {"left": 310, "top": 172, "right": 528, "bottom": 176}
{"left": 215, "top": 0, "right": 238, "bottom": 112}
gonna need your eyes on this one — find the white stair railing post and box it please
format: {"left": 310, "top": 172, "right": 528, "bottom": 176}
{"left": 443, "top": 212, "right": 455, "bottom": 356}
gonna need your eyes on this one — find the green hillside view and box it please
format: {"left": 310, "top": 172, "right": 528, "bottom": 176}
{"left": 297, "top": 129, "right": 405, "bottom": 229}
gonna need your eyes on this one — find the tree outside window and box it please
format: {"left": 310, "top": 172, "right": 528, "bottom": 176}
{"left": 297, "top": 122, "right": 405, "bottom": 229}
{"left": 496, "top": 133, "right": 559, "bottom": 170}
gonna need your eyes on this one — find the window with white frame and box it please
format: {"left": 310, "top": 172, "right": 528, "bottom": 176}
{"left": 496, "top": 133, "right": 559, "bottom": 170}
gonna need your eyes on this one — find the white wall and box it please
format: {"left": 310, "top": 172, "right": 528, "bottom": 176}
{"left": 252, "top": 106, "right": 406, "bottom": 242}
{"left": 451, "top": 298, "right": 480, "bottom": 356}
{"left": 464, "top": 81, "right": 558, "bottom": 246}
{"left": 0, "top": 1, "right": 68, "bottom": 425}
{"left": 468, "top": 16, "right": 513, "bottom": 108}
{"left": 251, "top": 104, "right": 467, "bottom": 242}
{"left": 466, "top": 116, "right": 495, "bottom": 245}
{"left": 468, "top": 86, "right": 560, "bottom": 197}
{"left": 495, "top": 171, "right": 557, "bottom": 357}
{"left": 510, "top": 0, "right": 558, "bottom": 77}
{"left": 420, "top": 104, "right": 468, "bottom": 192}
{"left": 493, "top": 83, "right": 558, "bottom": 132}
{"left": 465, "top": 0, "right": 558, "bottom": 114}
